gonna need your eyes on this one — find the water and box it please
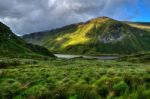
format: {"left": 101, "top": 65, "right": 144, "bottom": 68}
{"left": 54, "top": 54, "right": 119, "bottom": 60}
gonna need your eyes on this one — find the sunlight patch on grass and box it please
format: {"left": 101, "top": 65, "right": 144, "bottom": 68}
{"left": 128, "top": 23, "right": 150, "bottom": 30}
{"left": 58, "top": 23, "right": 94, "bottom": 48}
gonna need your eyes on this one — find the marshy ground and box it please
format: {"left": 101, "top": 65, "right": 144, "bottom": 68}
{"left": 0, "top": 58, "right": 149, "bottom": 99}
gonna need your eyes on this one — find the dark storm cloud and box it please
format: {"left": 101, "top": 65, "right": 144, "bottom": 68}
{"left": 0, "top": 0, "right": 144, "bottom": 35}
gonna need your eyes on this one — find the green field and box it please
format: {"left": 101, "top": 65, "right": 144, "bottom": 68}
{"left": 0, "top": 58, "right": 149, "bottom": 99}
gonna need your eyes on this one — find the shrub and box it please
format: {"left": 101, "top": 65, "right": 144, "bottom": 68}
{"left": 98, "top": 84, "right": 109, "bottom": 97}
{"left": 16, "top": 83, "right": 49, "bottom": 99}
{"left": 0, "top": 59, "right": 21, "bottom": 68}
{"left": 142, "top": 90, "right": 150, "bottom": 99}
{"left": 66, "top": 84, "right": 100, "bottom": 99}
{"left": 113, "top": 80, "right": 129, "bottom": 96}
{"left": 0, "top": 79, "right": 21, "bottom": 98}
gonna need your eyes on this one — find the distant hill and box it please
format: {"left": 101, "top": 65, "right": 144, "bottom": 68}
{"left": 126, "top": 22, "right": 150, "bottom": 31}
{"left": 23, "top": 17, "right": 150, "bottom": 55}
{"left": 120, "top": 51, "right": 150, "bottom": 63}
{"left": 0, "top": 22, "right": 55, "bottom": 58}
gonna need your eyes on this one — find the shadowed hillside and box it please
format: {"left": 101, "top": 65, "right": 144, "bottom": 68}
{"left": 0, "top": 22, "right": 55, "bottom": 58}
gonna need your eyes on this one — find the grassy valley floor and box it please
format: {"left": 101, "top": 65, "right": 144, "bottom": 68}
{"left": 0, "top": 58, "right": 150, "bottom": 99}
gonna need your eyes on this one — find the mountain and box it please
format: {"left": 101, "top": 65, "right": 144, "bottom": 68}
{"left": 0, "top": 22, "right": 55, "bottom": 58}
{"left": 23, "top": 17, "right": 150, "bottom": 55}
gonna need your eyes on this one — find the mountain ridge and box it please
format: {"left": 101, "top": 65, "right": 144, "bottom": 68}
{"left": 23, "top": 16, "right": 150, "bottom": 55}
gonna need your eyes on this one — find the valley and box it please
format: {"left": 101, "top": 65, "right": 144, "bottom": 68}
{"left": 1, "top": 0, "right": 150, "bottom": 98}
{"left": 0, "top": 17, "right": 149, "bottom": 99}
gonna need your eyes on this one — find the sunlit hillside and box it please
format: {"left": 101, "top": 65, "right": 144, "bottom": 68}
{"left": 23, "top": 17, "right": 150, "bottom": 55}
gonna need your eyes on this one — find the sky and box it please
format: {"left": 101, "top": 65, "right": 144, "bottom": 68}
{"left": 0, "top": 0, "right": 150, "bottom": 35}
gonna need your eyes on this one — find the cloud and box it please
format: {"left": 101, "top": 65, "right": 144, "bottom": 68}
{"left": 0, "top": 0, "right": 146, "bottom": 35}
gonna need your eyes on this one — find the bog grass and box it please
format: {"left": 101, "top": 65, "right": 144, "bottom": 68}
{"left": 0, "top": 58, "right": 149, "bottom": 99}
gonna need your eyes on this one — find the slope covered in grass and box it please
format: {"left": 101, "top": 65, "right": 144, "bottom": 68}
{"left": 0, "top": 22, "right": 55, "bottom": 58}
{"left": 127, "top": 22, "right": 150, "bottom": 31}
{"left": 120, "top": 51, "right": 150, "bottom": 63}
{"left": 23, "top": 17, "right": 150, "bottom": 55}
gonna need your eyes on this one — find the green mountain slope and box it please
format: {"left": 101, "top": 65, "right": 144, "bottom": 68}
{"left": 0, "top": 22, "right": 55, "bottom": 58}
{"left": 120, "top": 51, "right": 150, "bottom": 63}
{"left": 23, "top": 17, "right": 150, "bottom": 55}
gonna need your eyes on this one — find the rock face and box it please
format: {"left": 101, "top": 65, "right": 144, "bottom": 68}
{"left": 23, "top": 17, "right": 150, "bottom": 55}
{"left": 100, "top": 34, "right": 126, "bottom": 44}
{"left": 0, "top": 22, "right": 55, "bottom": 58}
